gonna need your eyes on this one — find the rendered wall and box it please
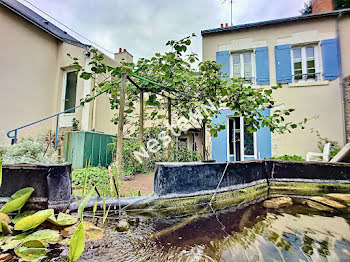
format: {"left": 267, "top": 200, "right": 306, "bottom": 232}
{"left": 202, "top": 16, "right": 347, "bottom": 158}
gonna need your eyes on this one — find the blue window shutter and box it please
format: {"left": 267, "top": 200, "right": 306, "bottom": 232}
{"left": 255, "top": 47, "right": 270, "bottom": 85}
{"left": 321, "top": 38, "right": 339, "bottom": 80}
{"left": 216, "top": 51, "right": 230, "bottom": 78}
{"left": 212, "top": 110, "right": 228, "bottom": 162}
{"left": 275, "top": 44, "right": 292, "bottom": 84}
{"left": 256, "top": 109, "right": 272, "bottom": 159}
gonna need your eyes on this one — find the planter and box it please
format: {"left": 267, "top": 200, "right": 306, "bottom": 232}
{"left": 0, "top": 163, "right": 72, "bottom": 212}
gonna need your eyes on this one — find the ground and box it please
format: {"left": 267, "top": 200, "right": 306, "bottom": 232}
{"left": 120, "top": 173, "right": 154, "bottom": 196}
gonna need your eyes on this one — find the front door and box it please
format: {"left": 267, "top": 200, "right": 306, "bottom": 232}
{"left": 227, "top": 117, "right": 256, "bottom": 161}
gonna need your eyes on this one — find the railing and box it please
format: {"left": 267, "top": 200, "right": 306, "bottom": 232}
{"left": 7, "top": 106, "right": 81, "bottom": 150}
{"left": 6, "top": 65, "right": 159, "bottom": 151}
{"left": 292, "top": 72, "right": 322, "bottom": 82}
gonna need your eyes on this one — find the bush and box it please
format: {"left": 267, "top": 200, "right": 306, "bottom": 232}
{"left": 268, "top": 155, "right": 305, "bottom": 161}
{"left": 1, "top": 136, "right": 60, "bottom": 164}
{"left": 72, "top": 166, "right": 110, "bottom": 188}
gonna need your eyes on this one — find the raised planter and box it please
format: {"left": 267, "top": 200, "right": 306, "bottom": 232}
{"left": 0, "top": 163, "right": 72, "bottom": 212}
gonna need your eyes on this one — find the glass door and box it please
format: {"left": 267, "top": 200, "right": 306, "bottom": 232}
{"left": 227, "top": 117, "right": 256, "bottom": 161}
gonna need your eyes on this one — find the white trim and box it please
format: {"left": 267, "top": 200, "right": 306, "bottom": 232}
{"left": 291, "top": 45, "right": 321, "bottom": 83}
{"left": 226, "top": 116, "right": 257, "bottom": 161}
{"left": 60, "top": 69, "right": 77, "bottom": 128}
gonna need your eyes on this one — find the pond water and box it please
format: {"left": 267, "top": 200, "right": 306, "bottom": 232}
{"left": 52, "top": 195, "right": 350, "bottom": 262}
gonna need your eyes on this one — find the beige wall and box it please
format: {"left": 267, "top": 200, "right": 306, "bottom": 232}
{"left": 0, "top": 4, "right": 123, "bottom": 147}
{"left": 202, "top": 16, "right": 348, "bottom": 158}
{"left": 0, "top": 4, "right": 58, "bottom": 145}
{"left": 340, "top": 14, "right": 350, "bottom": 77}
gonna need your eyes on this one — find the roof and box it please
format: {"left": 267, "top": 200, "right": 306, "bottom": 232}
{"left": 201, "top": 8, "right": 350, "bottom": 36}
{"left": 0, "top": 0, "right": 89, "bottom": 48}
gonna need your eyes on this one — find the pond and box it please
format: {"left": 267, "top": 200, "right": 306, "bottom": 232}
{"left": 52, "top": 194, "right": 350, "bottom": 262}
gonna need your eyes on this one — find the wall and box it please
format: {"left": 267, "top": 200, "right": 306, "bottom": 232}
{"left": 202, "top": 16, "right": 346, "bottom": 158}
{"left": 0, "top": 4, "right": 58, "bottom": 145}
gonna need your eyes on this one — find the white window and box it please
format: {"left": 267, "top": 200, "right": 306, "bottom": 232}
{"left": 291, "top": 45, "right": 320, "bottom": 82}
{"left": 232, "top": 52, "right": 254, "bottom": 83}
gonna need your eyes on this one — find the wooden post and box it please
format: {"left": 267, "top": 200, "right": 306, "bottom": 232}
{"left": 116, "top": 73, "right": 127, "bottom": 176}
{"left": 167, "top": 97, "right": 172, "bottom": 160}
{"left": 202, "top": 119, "right": 206, "bottom": 160}
{"left": 139, "top": 89, "right": 144, "bottom": 145}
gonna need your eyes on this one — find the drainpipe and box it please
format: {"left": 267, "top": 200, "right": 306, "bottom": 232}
{"left": 336, "top": 12, "right": 347, "bottom": 143}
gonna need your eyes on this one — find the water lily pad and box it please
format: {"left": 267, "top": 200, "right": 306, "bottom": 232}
{"left": 48, "top": 213, "right": 78, "bottom": 226}
{"left": 0, "top": 188, "right": 34, "bottom": 214}
{"left": 0, "top": 221, "right": 12, "bottom": 235}
{"left": 12, "top": 211, "right": 36, "bottom": 224}
{"left": 85, "top": 229, "right": 105, "bottom": 242}
{"left": 25, "top": 229, "right": 60, "bottom": 243}
{"left": 61, "top": 222, "right": 102, "bottom": 237}
{"left": 0, "top": 213, "right": 11, "bottom": 225}
{"left": 0, "top": 233, "right": 29, "bottom": 251}
{"left": 14, "top": 240, "right": 47, "bottom": 262}
{"left": 14, "top": 209, "right": 54, "bottom": 231}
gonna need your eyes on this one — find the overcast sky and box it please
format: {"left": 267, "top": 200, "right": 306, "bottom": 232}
{"left": 18, "top": 0, "right": 306, "bottom": 62}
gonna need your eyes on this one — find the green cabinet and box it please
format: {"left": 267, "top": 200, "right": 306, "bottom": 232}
{"left": 63, "top": 131, "right": 116, "bottom": 170}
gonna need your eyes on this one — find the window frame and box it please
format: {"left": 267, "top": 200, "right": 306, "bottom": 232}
{"left": 226, "top": 116, "right": 257, "bottom": 162}
{"left": 230, "top": 51, "right": 255, "bottom": 84}
{"left": 61, "top": 69, "right": 78, "bottom": 112}
{"left": 291, "top": 44, "right": 321, "bottom": 83}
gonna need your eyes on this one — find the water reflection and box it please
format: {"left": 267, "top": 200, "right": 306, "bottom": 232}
{"left": 76, "top": 198, "right": 350, "bottom": 262}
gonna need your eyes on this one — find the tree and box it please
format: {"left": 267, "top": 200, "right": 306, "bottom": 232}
{"left": 335, "top": 0, "right": 350, "bottom": 9}
{"left": 71, "top": 35, "right": 307, "bottom": 162}
{"left": 300, "top": 0, "right": 313, "bottom": 15}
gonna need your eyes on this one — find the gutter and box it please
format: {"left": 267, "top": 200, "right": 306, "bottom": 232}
{"left": 336, "top": 11, "right": 347, "bottom": 143}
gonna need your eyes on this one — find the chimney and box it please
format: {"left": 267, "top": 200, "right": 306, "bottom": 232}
{"left": 312, "top": 0, "right": 334, "bottom": 14}
{"left": 114, "top": 49, "right": 133, "bottom": 64}
{"left": 220, "top": 23, "right": 224, "bottom": 28}
{"left": 225, "top": 23, "right": 228, "bottom": 27}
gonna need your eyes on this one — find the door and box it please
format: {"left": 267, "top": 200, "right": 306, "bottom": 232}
{"left": 227, "top": 116, "right": 256, "bottom": 161}
{"left": 60, "top": 70, "right": 77, "bottom": 127}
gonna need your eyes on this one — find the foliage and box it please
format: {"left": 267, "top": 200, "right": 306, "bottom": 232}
{"left": 72, "top": 118, "right": 80, "bottom": 130}
{"left": 300, "top": 0, "right": 313, "bottom": 15}
{"left": 0, "top": 188, "right": 90, "bottom": 261}
{"left": 312, "top": 129, "right": 341, "bottom": 158}
{"left": 1, "top": 136, "right": 60, "bottom": 165}
{"left": 68, "top": 222, "right": 85, "bottom": 262}
{"left": 268, "top": 155, "right": 305, "bottom": 162}
{"left": 335, "top": 0, "right": 350, "bottom": 10}
{"left": 72, "top": 166, "right": 110, "bottom": 188}
{"left": 71, "top": 34, "right": 306, "bottom": 156}
{"left": 0, "top": 187, "right": 34, "bottom": 214}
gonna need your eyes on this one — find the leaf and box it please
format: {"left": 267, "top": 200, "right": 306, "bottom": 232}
{"left": 1, "top": 221, "right": 12, "bottom": 235}
{"left": 78, "top": 195, "right": 92, "bottom": 216}
{"left": 85, "top": 230, "right": 105, "bottom": 242}
{"left": 25, "top": 230, "right": 60, "bottom": 243}
{"left": 12, "top": 211, "right": 36, "bottom": 224}
{"left": 0, "top": 188, "right": 34, "bottom": 214}
{"left": 14, "top": 209, "right": 53, "bottom": 231}
{"left": 14, "top": 240, "right": 47, "bottom": 262}
{"left": 0, "top": 233, "right": 29, "bottom": 251}
{"left": 93, "top": 202, "right": 98, "bottom": 218}
{"left": 68, "top": 223, "right": 85, "bottom": 262}
{"left": 48, "top": 213, "right": 78, "bottom": 227}
{"left": 0, "top": 213, "right": 11, "bottom": 224}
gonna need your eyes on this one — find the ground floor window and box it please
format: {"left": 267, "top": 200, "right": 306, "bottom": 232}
{"left": 227, "top": 117, "right": 256, "bottom": 161}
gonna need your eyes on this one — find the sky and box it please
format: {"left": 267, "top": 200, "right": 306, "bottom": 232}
{"left": 18, "top": 0, "right": 306, "bottom": 62}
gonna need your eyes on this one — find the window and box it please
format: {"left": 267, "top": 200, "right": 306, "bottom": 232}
{"left": 228, "top": 117, "right": 256, "bottom": 161}
{"left": 63, "top": 71, "right": 77, "bottom": 112}
{"left": 291, "top": 46, "right": 319, "bottom": 82}
{"left": 232, "top": 52, "right": 254, "bottom": 83}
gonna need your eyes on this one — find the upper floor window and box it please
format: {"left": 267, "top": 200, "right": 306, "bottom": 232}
{"left": 291, "top": 46, "right": 320, "bottom": 82}
{"left": 232, "top": 52, "right": 254, "bottom": 83}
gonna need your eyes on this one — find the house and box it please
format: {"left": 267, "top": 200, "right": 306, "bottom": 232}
{"left": 0, "top": 0, "right": 132, "bottom": 151}
{"left": 201, "top": 0, "right": 350, "bottom": 162}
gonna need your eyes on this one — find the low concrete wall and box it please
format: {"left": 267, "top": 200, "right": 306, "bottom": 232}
{"left": 0, "top": 163, "right": 72, "bottom": 211}
{"left": 154, "top": 161, "right": 350, "bottom": 197}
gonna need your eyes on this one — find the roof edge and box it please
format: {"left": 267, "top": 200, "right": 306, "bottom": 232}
{"left": 201, "top": 8, "right": 350, "bottom": 36}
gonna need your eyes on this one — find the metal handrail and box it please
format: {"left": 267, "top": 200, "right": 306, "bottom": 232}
{"left": 6, "top": 65, "right": 151, "bottom": 150}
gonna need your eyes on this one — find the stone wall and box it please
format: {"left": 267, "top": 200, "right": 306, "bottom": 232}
{"left": 345, "top": 75, "right": 350, "bottom": 142}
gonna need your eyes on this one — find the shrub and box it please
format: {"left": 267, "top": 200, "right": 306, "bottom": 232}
{"left": 268, "top": 155, "right": 305, "bottom": 162}
{"left": 1, "top": 136, "right": 60, "bottom": 164}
